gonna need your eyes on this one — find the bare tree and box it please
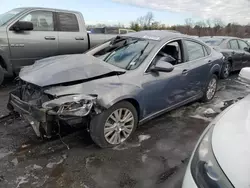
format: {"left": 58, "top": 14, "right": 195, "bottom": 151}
{"left": 185, "top": 18, "right": 193, "bottom": 34}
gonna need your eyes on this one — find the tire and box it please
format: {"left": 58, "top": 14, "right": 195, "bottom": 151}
{"left": 90, "top": 101, "right": 138, "bottom": 148}
{"left": 220, "top": 61, "right": 231, "bottom": 79}
{"left": 0, "top": 67, "right": 4, "bottom": 86}
{"left": 201, "top": 74, "right": 218, "bottom": 102}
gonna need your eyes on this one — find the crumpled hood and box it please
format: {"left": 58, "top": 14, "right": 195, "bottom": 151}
{"left": 212, "top": 94, "right": 250, "bottom": 188}
{"left": 19, "top": 54, "right": 125, "bottom": 87}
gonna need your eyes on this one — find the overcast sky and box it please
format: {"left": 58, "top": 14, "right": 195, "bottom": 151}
{"left": 1, "top": 0, "right": 250, "bottom": 25}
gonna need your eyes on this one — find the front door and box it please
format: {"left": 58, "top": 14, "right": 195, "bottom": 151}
{"left": 238, "top": 39, "right": 250, "bottom": 68}
{"left": 141, "top": 40, "right": 190, "bottom": 117}
{"left": 228, "top": 39, "right": 242, "bottom": 71}
{"left": 7, "top": 10, "right": 58, "bottom": 72}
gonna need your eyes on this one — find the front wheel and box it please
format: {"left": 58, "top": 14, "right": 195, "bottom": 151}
{"left": 90, "top": 101, "right": 138, "bottom": 148}
{"left": 201, "top": 74, "right": 218, "bottom": 102}
{"left": 220, "top": 61, "right": 231, "bottom": 79}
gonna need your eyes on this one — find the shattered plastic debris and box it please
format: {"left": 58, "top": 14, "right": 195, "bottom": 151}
{"left": 138, "top": 135, "right": 151, "bottom": 143}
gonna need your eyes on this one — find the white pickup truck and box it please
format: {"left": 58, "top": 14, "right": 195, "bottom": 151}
{"left": 0, "top": 7, "right": 116, "bottom": 84}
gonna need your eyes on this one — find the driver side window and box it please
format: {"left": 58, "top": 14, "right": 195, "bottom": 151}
{"left": 19, "top": 11, "right": 54, "bottom": 31}
{"left": 153, "top": 40, "right": 183, "bottom": 66}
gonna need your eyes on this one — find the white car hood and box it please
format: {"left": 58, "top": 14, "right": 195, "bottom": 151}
{"left": 212, "top": 94, "right": 250, "bottom": 188}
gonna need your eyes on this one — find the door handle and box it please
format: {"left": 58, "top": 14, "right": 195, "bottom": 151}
{"left": 45, "top": 36, "right": 56, "bottom": 40}
{"left": 75, "top": 37, "right": 84, "bottom": 40}
{"left": 182, "top": 69, "right": 188, "bottom": 75}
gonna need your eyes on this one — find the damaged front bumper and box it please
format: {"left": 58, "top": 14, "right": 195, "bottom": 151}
{"left": 8, "top": 87, "right": 99, "bottom": 138}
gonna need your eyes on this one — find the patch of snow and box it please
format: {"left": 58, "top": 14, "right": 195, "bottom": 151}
{"left": 113, "top": 143, "right": 141, "bottom": 151}
{"left": 80, "top": 182, "right": 90, "bottom": 188}
{"left": 138, "top": 135, "right": 151, "bottom": 143}
{"left": 203, "top": 108, "right": 216, "bottom": 115}
{"left": 190, "top": 115, "right": 212, "bottom": 122}
{"left": 11, "top": 158, "right": 18, "bottom": 166}
{"left": 214, "top": 101, "right": 225, "bottom": 109}
{"left": 0, "top": 150, "right": 13, "bottom": 160}
{"left": 46, "top": 159, "right": 64, "bottom": 168}
{"left": 16, "top": 176, "right": 29, "bottom": 188}
{"left": 62, "top": 154, "right": 67, "bottom": 159}
{"left": 33, "top": 164, "right": 43, "bottom": 170}
{"left": 141, "top": 154, "right": 147, "bottom": 163}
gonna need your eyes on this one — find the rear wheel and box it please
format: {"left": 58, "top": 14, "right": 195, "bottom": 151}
{"left": 220, "top": 61, "right": 231, "bottom": 79}
{"left": 90, "top": 101, "right": 138, "bottom": 148}
{"left": 201, "top": 74, "right": 218, "bottom": 102}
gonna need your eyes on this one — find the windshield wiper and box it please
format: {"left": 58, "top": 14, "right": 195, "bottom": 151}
{"left": 126, "top": 41, "right": 149, "bottom": 70}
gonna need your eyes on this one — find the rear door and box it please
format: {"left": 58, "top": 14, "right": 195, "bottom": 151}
{"left": 228, "top": 39, "right": 242, "bottom": 70}
{"left": 7, "top": 10, "right": 58, "bottom": 71}
{"left": 56, "top": 12, "right": 88, "bottom": 55}
{"left": 238, "top": 39, "right": 250, "bottom": 68}
{"left": 183, "top": 39, "right": 212, "bottom": 96}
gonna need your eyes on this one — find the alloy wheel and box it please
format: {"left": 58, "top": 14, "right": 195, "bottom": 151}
{"left": 104, "top": 108, "right": 135, "bottom": 145}
{"left": 223, "top": 63, "right": 230, "bottom": 78}
{"left": 206, "top": 78, "right": 217, "bottom": 100}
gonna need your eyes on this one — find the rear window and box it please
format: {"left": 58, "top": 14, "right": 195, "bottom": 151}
{"left": 201, "top": 38, "right": 224, "bottom": 46}
{"left": 57, "top": 12, "right": 79, "bottom": 32}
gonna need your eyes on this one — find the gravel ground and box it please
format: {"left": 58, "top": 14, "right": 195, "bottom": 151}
{"left": 0, "top": 73, "right": 249, "bottom": 188}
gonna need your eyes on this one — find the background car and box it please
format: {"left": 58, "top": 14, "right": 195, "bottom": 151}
{"left": 200, "top": 36, "right": 250, "bottom": 78}
{"left": 89, "top": 27, "right": 136, "bottom": 34}
{"left": 8, "top": 31, "right": 223, "bottom": 148}
{"left": 244, "top": 38, "right": 250, "bottom": 45}
{"left": 182, "top": 67, "right": 250, "bottom": 188}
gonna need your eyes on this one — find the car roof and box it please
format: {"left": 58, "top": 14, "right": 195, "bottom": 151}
{"left": 14, "top": 7, "right": 81, "bottom": 14}
{"left": 125, "top": 30, "right": 186, "bottom": 41}
{"left": 200, "top": 36, "right": 239, "bottom": 40}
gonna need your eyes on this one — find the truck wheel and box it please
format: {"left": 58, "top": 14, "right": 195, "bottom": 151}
{"left": 220, "top": 61, "right": 231, "bottom": 79}
{"left": 0, "top": 67, "right": 4, "bottom": 86}
{"left": 201, "top": 74, "right": 218, "bottom": 102}
{"left": 90, "top": 101, "right": 138, "bottom": 148}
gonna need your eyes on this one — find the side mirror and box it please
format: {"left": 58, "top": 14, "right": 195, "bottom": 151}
{"left": 239, "top": 68, "right": 250, "bottom": 84}
{"left": 10, "top": 21, "right": 33, "bottom": 32}
{"left": 244, "top": 47, "right": 250, "bottom": 52}
{"left": 150, "top": 60, "right": 174, "bottom": 73}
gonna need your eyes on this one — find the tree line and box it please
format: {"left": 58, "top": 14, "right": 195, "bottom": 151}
{"left": 129, "top": 12, "right": 250, "bottom": 38}
{"left": 87, "top": 12, "right": 250, "bottom": 38}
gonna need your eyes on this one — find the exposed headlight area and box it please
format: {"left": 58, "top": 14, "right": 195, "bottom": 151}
{"left": 191, "top": 125, "right": 234, "bottom": 188}
{"left": 42, "top": 94, "right": 97, "bottom": 117}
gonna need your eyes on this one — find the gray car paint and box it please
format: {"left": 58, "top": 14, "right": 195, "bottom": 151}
{"left": 18, "top": 31, "right": 223, "bottom": 124}
{"left": 19, "top": 54, "right": 125, "bottom": 87}
{"left": 0, "top": 7, "right": 116, "bottom": 77}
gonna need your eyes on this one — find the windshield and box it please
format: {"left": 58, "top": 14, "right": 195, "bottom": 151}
{"left": 0, "top": 8, "right": 25, "bottom": 26}
{"left": 91, "top": 37, "right": 156, "bottom": 70}
{"left": 200, "top": 38, "right": 224, "bottom": 46}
